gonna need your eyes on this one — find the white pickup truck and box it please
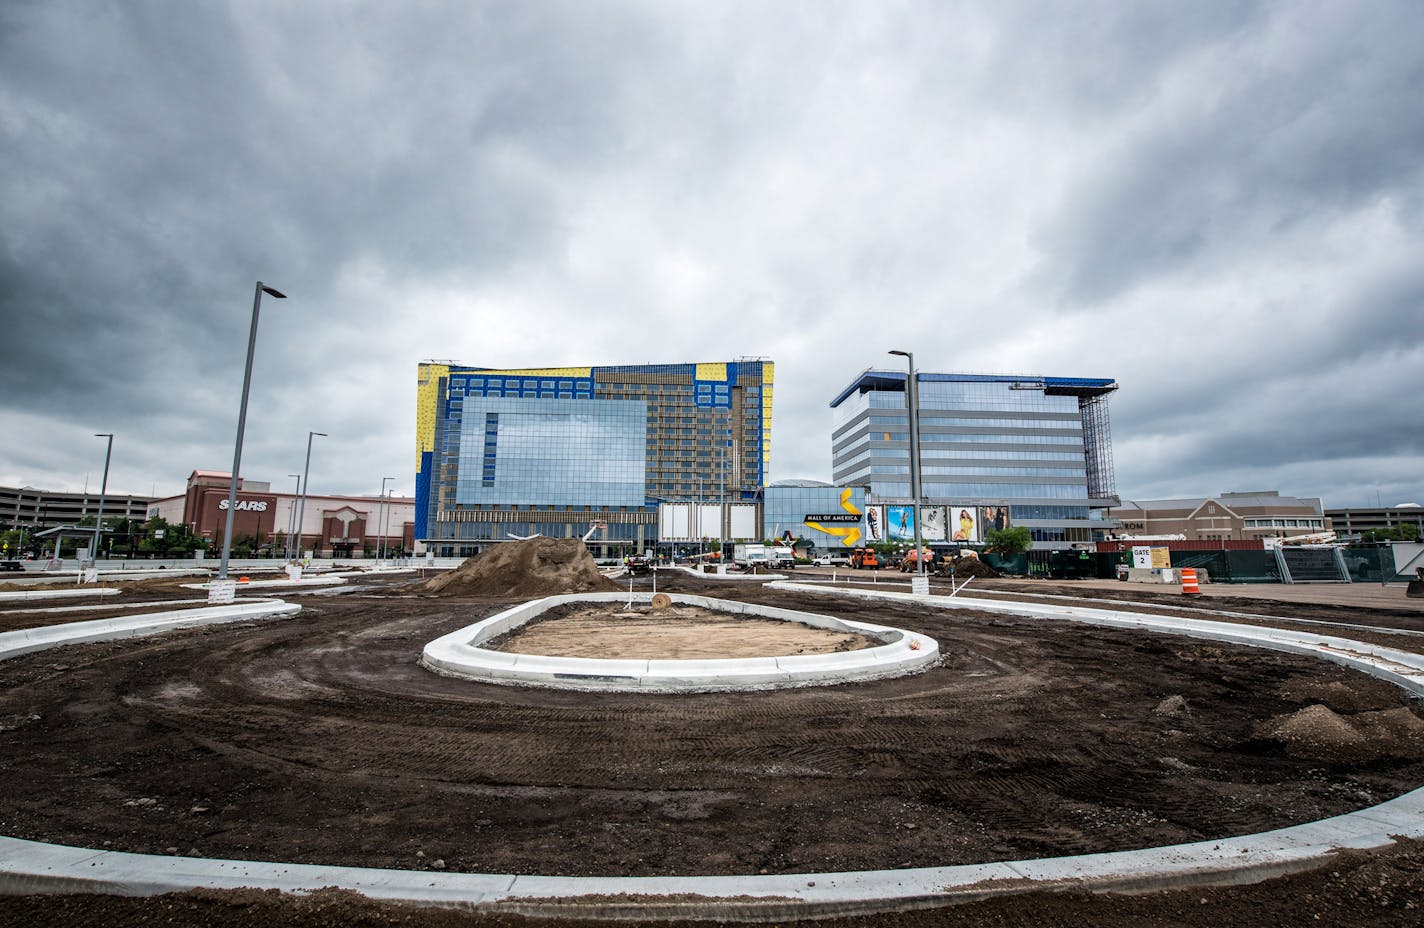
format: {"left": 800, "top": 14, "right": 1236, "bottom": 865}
{"left": 813, "top": 554, "right": 851, "bottom": 567}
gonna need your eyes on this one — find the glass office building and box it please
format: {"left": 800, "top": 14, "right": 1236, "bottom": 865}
{"left": 830, "top": 372, "right": 1119, "bottom": 548}
{"left": 417, "top": 360, "right": 774, "bottom": 556}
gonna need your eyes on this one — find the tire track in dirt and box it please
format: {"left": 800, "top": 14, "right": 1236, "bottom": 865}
{"left": 1, "top": 585, "right": 1422, "bottom": 877}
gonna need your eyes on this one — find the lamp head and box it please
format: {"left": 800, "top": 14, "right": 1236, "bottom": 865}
{"left": 259, "top": 283, "right": 287, "bottom": 299}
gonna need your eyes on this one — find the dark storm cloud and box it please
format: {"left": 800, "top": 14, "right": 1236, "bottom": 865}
{"left": 0, "top": 1, "right": 667, "bottom": 491}
{"left": 1, "top": 1, "right": 1421, "bottom": 510}
{"left": 1036, "top": 3, "right": 1424, "bottom": 303}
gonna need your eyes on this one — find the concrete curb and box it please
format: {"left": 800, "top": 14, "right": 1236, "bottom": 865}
{"left": 420, "top": 591, "right": 940, "bottom": 692}
{"left": 0, "top": 601, "right": 303, "bottom": 663}
{"left": 0, "top": 588, "right": 1422, "bottom": 919}
{"left": 667, "top": 565, "right": 789, "bottom": 581}
{"left": 768, "top": 582, "right": 1424, "bottom": 697}
{"left": 0, "top": 588, "right": 121, "bottom": 602}
{"left": 180, "top": 577, "right": 346, "bottom": 591}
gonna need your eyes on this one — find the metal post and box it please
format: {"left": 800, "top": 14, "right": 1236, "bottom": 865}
{"left": 295, "top": 431, "right": 325, "bottom": 562}
{"left": 88, "top": 434, "right": 113, "bottom": 565}
{"left": 285, "top": 474, "right": 301, "bottom": 561}
{"left": 378, "top": 477, "right": 393, "bottom": 562}
{"left": 219, "top": 282, "right": 286, "bottom": 580}
{"left": 890, "top": 350, "right": 925, "bottom": 584}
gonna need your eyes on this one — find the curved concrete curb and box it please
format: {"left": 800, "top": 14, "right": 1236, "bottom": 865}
{"left": 768, "top": 581, "right": 1424, "bottom": 697}
{"left": 0, "top": 588, "right": 1422, "bottom": 919}
{"left": 0, "top": 588, "right": 121, "bottom": 602}
{"left": 0, "top": 792, "right": 1420, "bottom": 918}
{"left": 667, "top": 565, "right": 789, "bottom": 581}
{"left": 0, "top": 601, "right": 303, "bottom": 663}
{"left": 421, "top": 591, "right": 940, "bottom": 692}
{"left": 180, "top": 577, "right": 346, "bottom": 591}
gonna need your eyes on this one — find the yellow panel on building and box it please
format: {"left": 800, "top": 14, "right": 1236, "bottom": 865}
{"left": 696, "top": 362, "right": 728, "bottom": 382}
{"left": 416, "top": 362, "right": 449, "bottom": 470}
{"left": 760, "top": 363, "right": 775, "bottom": 464}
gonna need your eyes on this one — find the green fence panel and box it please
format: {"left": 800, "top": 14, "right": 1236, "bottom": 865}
{"left": 982, "top": 552, "right": 1028, "bottom": 576}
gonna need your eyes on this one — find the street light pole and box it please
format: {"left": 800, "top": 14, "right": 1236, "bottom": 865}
{"left": 294, "top": 431, "right": 326, "bottom": 562}
{"left": 378, "top": 476, "right": 393, "bottom": 562}
{"left": 88, "top": 433, "right": 113, "bottom": 565}
{"left": 285, "top": 474, "right": 301, "bottom": 562}
{"left": 889, "top": 350, "right": 925, "bottom": 583}
{"left": 218, "top": 282, "right": 286, "bottom": 580}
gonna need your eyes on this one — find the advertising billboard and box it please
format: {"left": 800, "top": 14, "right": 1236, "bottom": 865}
{"left": 949, "top": 506, "right": 979, "bottom": 543}
{"left": 886, "top": 505, "right": 916, "bottom": 541}
{"left": 920, "top": 506, "right": 948, "bottom": 541}
{"left": 864, "top": 505, "right": 886, "bottom": 541}
{"left": 980, "top": 506, "right": 1010, "bottom": 534}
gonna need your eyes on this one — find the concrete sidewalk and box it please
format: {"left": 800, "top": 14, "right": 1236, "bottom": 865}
{"left": 977, "top": 577, "right": 1423, "bottom": 612}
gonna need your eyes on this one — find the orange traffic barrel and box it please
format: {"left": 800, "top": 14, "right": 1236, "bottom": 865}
{"left": 1180, "top": 567, "right": 1201, "bottom": 595}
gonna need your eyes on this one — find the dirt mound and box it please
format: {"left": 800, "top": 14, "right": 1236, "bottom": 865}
{"left": 421, "top": 537, "right": 619, "bottom": 598}
{"left": 938, "top": 556, "right": 1001, "bottom": 579}
{"left": 1278, "top": 678, "right": 1403, "bottom": 713}
{"left": 1259, "top": 704, "right": 1424, "bottom": 763}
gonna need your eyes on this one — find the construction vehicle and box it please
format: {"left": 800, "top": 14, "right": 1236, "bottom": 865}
{"left": 851, "top": 547, "right": 880, "bottom": 570}
{"left": 1267, "top": 531, "right": 1338, "bottom": 547}
{"left": 898, "top": 547, "right": 935, "bottom": 572}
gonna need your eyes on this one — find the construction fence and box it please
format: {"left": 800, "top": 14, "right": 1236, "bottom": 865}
{"left": 983, "top": 545, "right": 1418, "bottom": 584}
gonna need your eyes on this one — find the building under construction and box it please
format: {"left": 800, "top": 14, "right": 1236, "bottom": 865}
{"left": 415, "top": 359, "right": 775, "bottom": 558}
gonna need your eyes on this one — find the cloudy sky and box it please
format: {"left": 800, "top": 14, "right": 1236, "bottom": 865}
{"left": 2, "top": 0, "right": 1421, "bottom": 509}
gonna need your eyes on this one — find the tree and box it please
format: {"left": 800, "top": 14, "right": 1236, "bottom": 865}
{"left": 985, "top": 526, "right": 1033, "bottom": 554}
{"left": 137, "top": 516, "right": 205, "bottom": 557}
{"left": 1, "top": 528, "right": 32, "bottom": 558}
{"left": 1362, "top": 524, "right": 1420, "bottom": 543}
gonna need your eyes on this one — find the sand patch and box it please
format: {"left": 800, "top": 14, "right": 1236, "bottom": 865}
{"left": 487, "top": 603, "right": 879, "bottom": 660}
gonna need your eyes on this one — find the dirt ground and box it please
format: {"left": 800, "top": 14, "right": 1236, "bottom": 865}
{"left": 1, "top": 571, "right": 1423, "bottom": 925}
{"left": 488, "top": 603, "right": 876, "bottom": 659}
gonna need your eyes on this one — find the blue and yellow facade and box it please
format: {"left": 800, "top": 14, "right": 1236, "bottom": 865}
{"left": 416, "top": 360, "right": 774, "bottom": 555}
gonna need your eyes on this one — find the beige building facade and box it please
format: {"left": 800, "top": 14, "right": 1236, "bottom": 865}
{"left": 1109, "top": 491, "right": 1328, "bottom": 542}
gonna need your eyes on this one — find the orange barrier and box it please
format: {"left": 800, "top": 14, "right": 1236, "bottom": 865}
{"left": 1180, "top": 567, "right": 1200, "bottom": 595}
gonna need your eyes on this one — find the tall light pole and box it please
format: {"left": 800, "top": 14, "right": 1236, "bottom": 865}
{"left": 88, "top": 433, "right": 114, "bottom": 565}
{"left": 218, "top": 282, "right": 286, "bottom": 580}
{"left": 378, "top": 476, "right": 394, "bottom": 561}
{"left": 294, "top": 431, "right": 326, "bottom": 562}
{"left": 889, "top": 350, "right": 925, "bottom": 583}
{"left": 285, "top": 474, "right": 301, "bottom": 561}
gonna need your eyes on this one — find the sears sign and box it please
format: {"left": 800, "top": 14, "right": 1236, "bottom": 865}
{"left": 218, "top": 498, "right": 269, "bottom": 512}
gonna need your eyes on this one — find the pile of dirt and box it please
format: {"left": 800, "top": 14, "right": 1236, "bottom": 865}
{"left": 1258, "top": 704, "right": 1424, "bottom": 763}
{"left": 420, "top": 537, "right": 620, "bottom": 598}
{"left": 1278, "top": 677, "right": 1403, "bottom": 713}
{"left": 938, "top": 555, "right": 1001, "bottom": 579}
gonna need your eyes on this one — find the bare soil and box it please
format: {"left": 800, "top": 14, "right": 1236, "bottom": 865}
{"left": 488, "top": 603, "right": 877, "bottom": 659}
{"left": 1, "top": 571, "right": 1423, "bottom": 925}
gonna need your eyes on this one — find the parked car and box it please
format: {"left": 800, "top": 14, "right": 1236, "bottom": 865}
{"left": 0, "top": 560, "right": 25, "bottom": 572}
{"left": 813, "top": 554, "right": 850, "bottom": 567}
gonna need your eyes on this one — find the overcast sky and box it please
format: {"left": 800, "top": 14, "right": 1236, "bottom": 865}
{"left": 2, "top": 1, "right": 1421, "bottom": 509}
